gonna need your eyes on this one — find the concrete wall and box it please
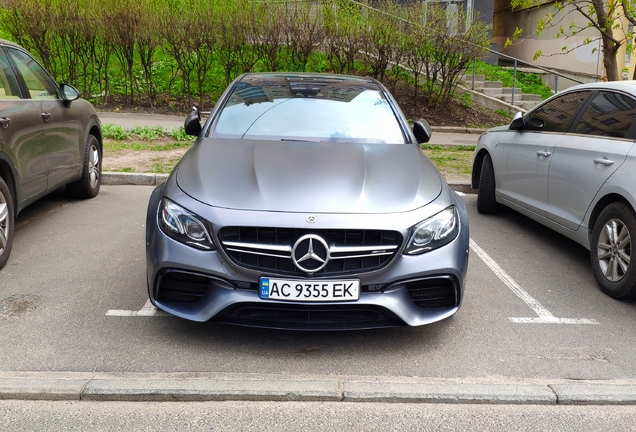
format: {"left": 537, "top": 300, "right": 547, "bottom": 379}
{"left": 493, "top": 0, "right": 602, "bottom": 78}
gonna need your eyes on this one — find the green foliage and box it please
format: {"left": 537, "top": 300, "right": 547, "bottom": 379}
{"left": 460, "top": 93, "right": 472, "bottom": 108}
{"left": 0, "top": 0, "right": 493, "bottom": 109}
{"left": 102, "top": 124, "right": 131, "bottom": 140}
{"left": 495, "top": 109, "right": 514, "bottom": 119}
{"left": 103, "top": 123, "right": 196, "bottom": 143}
{"left": 170, "top": 127, "right": 196, "bottom": 142}
{"left": 129, "top": 125, "right": 164, "bottom": 140}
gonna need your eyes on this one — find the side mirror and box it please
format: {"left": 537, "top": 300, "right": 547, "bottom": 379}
{"left": 509, "top": 112, "right": 525, "bottom": 130}
{"left": 184, "top": 106, "right": 202, "bottom": 137}
{"left": 413, "top": 119, "right": 432, "bottom": 144}
{"left": 60, "top": 83, "right": 79, "bottom": 107}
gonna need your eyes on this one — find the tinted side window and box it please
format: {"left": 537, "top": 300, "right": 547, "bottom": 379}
{"left": 0, "top": 49, "right": 21, "bottom": 99}
{"left": 574, "top": 91, "right": 636, "bottom": 138}
{"left": 530, "top": 91, "right": 590, "bottom": 132}
{"left": 6, "top": 48, "right": 59, "bottom": 100}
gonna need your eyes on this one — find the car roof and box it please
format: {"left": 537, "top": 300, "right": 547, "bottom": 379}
{"left": 0, "top": 38, "right": 23, "bottom": 50}
{"left": 238, "top": 73, "right": 381, "bottom": 91}
{"left": 564, "top": 80, "right": 636, "bottom": 95}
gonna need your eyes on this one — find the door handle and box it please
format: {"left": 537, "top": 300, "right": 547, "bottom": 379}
{"left": 0, "top": 117, "right": 10, "bottom": 128}
{"left": 41, "top": 112, "right": 51, "bottom": 122}
{"left": 593, "top": 158, "right": 614, "bottom": 167}
{"left": 536, "top": 150, "right": 552, "bottom": 157}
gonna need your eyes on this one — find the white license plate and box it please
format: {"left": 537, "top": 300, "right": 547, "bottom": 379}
{"left": 259, "top": 277, "right": 360, "bottom": 302}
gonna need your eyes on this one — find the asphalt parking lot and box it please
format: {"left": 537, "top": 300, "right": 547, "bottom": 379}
{"left": 2, "top": 184, "right": 636, "bottom": 405}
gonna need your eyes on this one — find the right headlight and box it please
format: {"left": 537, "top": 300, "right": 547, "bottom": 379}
{"left": 404, "top": 206, "right": 459, "bottom": 255}
{"left": 158, "top": 198, "right": 215, "bottom": 250}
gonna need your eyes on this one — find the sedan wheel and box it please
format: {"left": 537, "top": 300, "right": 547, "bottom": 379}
{"left": 477, "top": 153, "right": 498, "bottom": 214}
{"left": 0, "top": 177, "right": 15, "bottom": 270}
{"left": 591, "top": 203, "right": 636, "bottom": 299}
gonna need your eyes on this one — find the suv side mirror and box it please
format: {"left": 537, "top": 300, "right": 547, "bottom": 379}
{"left": 60, "top": 83, "right": 79, "bottom": 107}
{"left": 413, "top": 119, "right": 432, "bottom": 144}
{"left": 184, "top": 106, "right": 202, "bottom": 137}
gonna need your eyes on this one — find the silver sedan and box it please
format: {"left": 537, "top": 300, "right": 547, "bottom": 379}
{"left": 473, "top": 81, "right": 636, "bottom": 299}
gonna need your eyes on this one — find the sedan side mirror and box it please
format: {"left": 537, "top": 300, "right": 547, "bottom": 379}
{"left": 184, "top": 106, "right": 202, "bottom": 137}
{"left": 413, "top": 119, "right": 432, "bottom": 144}
{"left": 509, "top": 112, "right": 526, "bottom": 130}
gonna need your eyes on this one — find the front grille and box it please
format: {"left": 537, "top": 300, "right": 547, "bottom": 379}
{"left": 406, "top": 278, "right": 458, "bottom": 308}
{"left": 218, "top": 227, "right": 402, "bottom": 276}
{"left": 156, "top": 271, "right": 212, "bottom": 303}
{"left": 215, "top": 303, "right": 404, "bottom": 330}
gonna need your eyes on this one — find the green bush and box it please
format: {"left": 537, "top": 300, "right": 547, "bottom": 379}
{"left": 0, "top": 0, "right": 492, "bottom": 110}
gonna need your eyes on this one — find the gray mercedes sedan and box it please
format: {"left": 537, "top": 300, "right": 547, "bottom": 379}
{"left": 473, "top": 81, "right": 636, "bottom": 299}
{"left": 146, "top": 73, "right": 469, "bottom": 330}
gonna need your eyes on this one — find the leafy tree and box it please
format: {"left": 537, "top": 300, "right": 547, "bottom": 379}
{"left": 508, "top": 0, "right": 636, "bottom": 81}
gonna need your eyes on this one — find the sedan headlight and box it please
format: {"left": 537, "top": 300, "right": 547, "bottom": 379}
{"left": 404, "top": 206, "right": 459, "bottom": 255}
{"left": 158, "top": 198, "right": 215, "bottom": 250}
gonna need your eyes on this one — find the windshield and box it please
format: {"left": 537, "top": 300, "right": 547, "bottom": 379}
{"left": 210, "top": 76, "right": 406, "bottom": 143}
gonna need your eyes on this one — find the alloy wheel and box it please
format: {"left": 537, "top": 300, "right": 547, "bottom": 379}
{"left": 88, "top": 143, "right": 100, "bottom": 190}
{"left": 597, "top": 218, "right": 632, "bottom": 282}
{"left": 0, "top": 191, "right": 8, "bottom": 254}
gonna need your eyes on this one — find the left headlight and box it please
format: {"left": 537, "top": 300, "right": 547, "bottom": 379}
{"left": 158, "top": 198, "right": 215, "bottom": 250}
{"left": 404, "top": 206, "right": 459, "bottom": 255}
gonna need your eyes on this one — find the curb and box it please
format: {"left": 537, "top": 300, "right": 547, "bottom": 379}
{"left": 101, "top": 172, "right": 476, "bottom": 194}
{"left": 431, "top": 126, "right": 487, "bottom": 134}
{"left": 103, "top": 172, "right": 169, "bottom": 186}
{"left": 1, "top": 372, "right": 636, "bottom": 404}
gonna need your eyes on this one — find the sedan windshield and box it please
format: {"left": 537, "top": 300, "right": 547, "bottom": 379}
{"left": 211, "top": 76, "right": 406, "bottom": 143}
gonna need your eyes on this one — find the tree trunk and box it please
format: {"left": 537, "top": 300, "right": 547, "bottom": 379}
{"left": 592, "top": 0, "right": 619, "bottom": 81}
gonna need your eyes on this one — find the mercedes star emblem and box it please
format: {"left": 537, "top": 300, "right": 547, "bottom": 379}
{"left": 291, "top": 234, "right": 330, "bottom": 273}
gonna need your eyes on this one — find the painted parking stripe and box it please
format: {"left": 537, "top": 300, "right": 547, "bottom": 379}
{"left": 469, "top": 239, "right": 598, "bottom": 325}
{"left": 106, "top": 300, "right": 170, "bottom": 317}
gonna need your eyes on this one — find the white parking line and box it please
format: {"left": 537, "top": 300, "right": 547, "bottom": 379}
{"left": 106, "top": 300, "right": 170, "bottom": 317}
{"left": 469, "top": 239, "right": 598, "bottom": 325}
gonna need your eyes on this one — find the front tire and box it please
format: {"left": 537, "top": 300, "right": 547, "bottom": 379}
{"left": 0, "top": 177, "right": 15, "bottom": 270}
{"left": 477, "top": 153, "right": 498, "bottom": 214}
{"left": 66, "top": 134, "right": 101, "bottom": 199}
{"left": 590, "top": 202, "right": 636, "bottom": 299}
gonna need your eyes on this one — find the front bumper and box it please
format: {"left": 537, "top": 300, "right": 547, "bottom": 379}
{"left": 145, "top": 183, "right": 470, "bottom": 329}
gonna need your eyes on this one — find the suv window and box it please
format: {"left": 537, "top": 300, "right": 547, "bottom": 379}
{"left": 0, "top": 49, "right": 20, "bottom": 99}
{"left": 574, "top": 91, "right": 636, "bottom": 138}
{"left": 6, "top": 48, "right": 59, "bottom": 100}
{"left": 529, "top": 91, "right": 590, "bottom": 132}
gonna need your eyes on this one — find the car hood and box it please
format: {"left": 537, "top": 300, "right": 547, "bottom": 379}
{"left": 175, "top": 138, "right": 442, "bottom": 214}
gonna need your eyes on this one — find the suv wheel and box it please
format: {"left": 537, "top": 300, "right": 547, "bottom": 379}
{"left": 590, "top": 202, "right": 636, "bottom": 299}
{"left": 66, "top": 134, "right": 101, "bottom": 199}
{"left": 0, "top": 177, "right": 15, "bottom": 270}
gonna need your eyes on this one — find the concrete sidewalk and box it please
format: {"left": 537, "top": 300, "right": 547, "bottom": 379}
{"left": 2, "top": 371, "right": 636, "bottom": 404}
{"left": 98, "top": 112, "right": 478, "bottom": 193}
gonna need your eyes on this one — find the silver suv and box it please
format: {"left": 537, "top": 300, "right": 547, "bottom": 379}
{"left": 0, "top": 39, "right": 102, "bottom": 269}
{"left": 473, "top": 81, "right": 636, "bottom": 299}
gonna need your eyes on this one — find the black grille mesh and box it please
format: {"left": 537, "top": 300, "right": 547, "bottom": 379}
{"left": 406, "top": 278, "right": 458, "bottom": 308}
